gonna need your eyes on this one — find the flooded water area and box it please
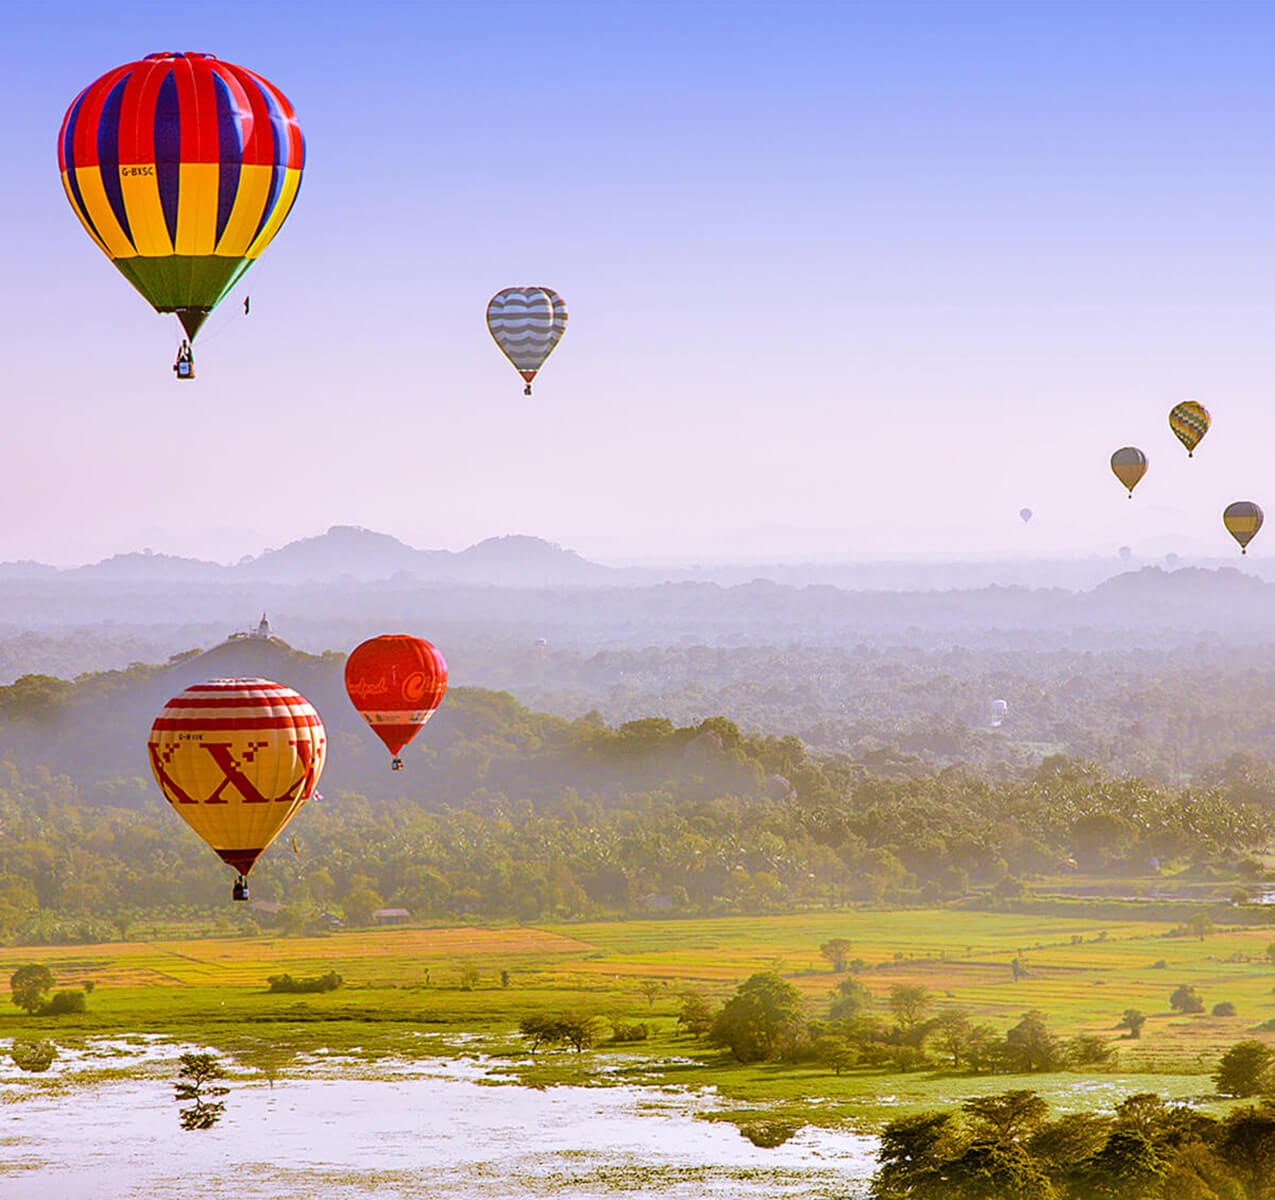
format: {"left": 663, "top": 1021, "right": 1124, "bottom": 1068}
{"left": 0, "top": 1039, "right": 878, "bottom": 1199}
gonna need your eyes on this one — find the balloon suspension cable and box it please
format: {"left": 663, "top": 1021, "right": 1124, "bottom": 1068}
{"left": 391, "top": 756, "right": 403, "bottom": 771}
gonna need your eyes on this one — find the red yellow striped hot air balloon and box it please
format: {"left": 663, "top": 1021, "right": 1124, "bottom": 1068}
{"left": 148, "top": 678, "right": 325, "bottom": 901}
{"left": 345, "top": 635, "right": 448, "bottom": 770}
{"left": 58, "top": 52, "right": 304, "bottom": 376}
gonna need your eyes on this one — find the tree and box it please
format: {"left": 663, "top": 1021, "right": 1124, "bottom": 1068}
{"left": 870, "top": 1111, "right": 960, "bottom": 1200}
{"left": 1117, "top": 1009, "right": 1146, "bottom": 1039}
{"left": 820, "top": 938, "right": 854, "bottom": 972}
{"left": 1215, "top": 1041, "right": 1275, "bottom": 1098}
{"left": 829, "top": 977, "right": 872, "bottom": 1023}
{"left": 9, "top": 964, "right": 54, "bottom": 1014}
{"left": 639, "top": 979, "right": 661, "bottom": 1007}
{"left": 677, "top": 990, "right": 714, "bottom": 1037}
{"left": 962, "top": 1091, "right": 1049, "bottom": 1145}
{"left": 459, "top": 962, "right": 479, "bottom": 991}
{"left": 1004, "top": 1010, "right": 1063, "bottom": 1073}
{"left": 709, "top": 972, "right": 805, "bottom": 1064}
{"left": 1171, "top": 984, "right": 1205, "bottom": 1014}
{"left": 930, "top": 1009, "right": 974, "bottom": 1068}
{"left": 342, "top": 886, "right": 383, "bottom": 927}
{"left": 1219, "top": 1106, "right": 1275, "bottom": 1199}
{"left": 1188, "top": 913, "right": 1216, "bottom": 940}
{"left": 888, "top": 983, "right": 932, "bottom": 1031}
{"left": 174, "top": 1052, "right": 230, "bottom": 1131}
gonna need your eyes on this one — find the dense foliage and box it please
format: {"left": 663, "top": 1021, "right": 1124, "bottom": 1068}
{"left": 0, "top": 678, "right": 1271, "bottom": 942}
{"left": 871, "top": 1089, "right": 1275, "bottom": 1199}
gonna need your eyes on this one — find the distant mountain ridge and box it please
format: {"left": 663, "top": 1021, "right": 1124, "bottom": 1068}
{"left": 9, "top": 528, "right": 613, "bottom": 587}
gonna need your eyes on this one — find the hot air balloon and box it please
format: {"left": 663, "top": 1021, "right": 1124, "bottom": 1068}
{"left": 1223, "top": 501, "right": 1264, "bottom": 555}
{"left": 1019, "top": 508, "right": 1033, "bottom": 523}
{"left": 1169, "top": 400, "right": 1210, "bottom": 457}
{"left": 345, "top": 635, "right": 448, "bottom": 770}
{"left": 990, "top": 699, "right": 1008, "bottom": 728}
{"left": 58, "top": 52, "right": 305, "bottom": 378}
{"left": 1110, "top": 447, "right": 1147, "bottom": 498}
{"left": 487, "top": 287, "right": 567, "bottom": 394}
{"left": 148, "top": 678, "right": 325, "bottom": 901}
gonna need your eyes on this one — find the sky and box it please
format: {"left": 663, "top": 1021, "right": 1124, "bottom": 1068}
{"left": 3, "top": 0, "right": 1275, "bottom": 566}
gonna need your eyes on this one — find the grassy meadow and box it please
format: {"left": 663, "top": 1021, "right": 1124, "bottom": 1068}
{"left": 5, "top": 908, "right": 1275, "bottom": 1126}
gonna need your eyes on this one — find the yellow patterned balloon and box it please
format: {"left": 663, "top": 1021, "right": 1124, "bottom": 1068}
{"left": 1223, "top": 501, "right": 1263, "bottom": 555}
{"left": 1169, "top": 400, "right": 1210, "bottom": 458}
{"left": 148, "top": 678, "right": 326, "bottom": 894}
{"left": 1110, "top": 447, "right": 1147, "bottom": 498}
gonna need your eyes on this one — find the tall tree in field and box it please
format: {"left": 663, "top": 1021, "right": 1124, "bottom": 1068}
{"left": 820, "top": 938, "right": 854, "bottom": 972}
{"left": 9, "top": 964, "right": 54, "bottom": 1014}
{"left": 1215, "top": 1041, "right": 1275, "bottom": 1098}
{"left": 888, "top": 984, "right": 932, "bottom": 1031}
{"left": 710, "top": 972, "right": 805, "bottom": 1063}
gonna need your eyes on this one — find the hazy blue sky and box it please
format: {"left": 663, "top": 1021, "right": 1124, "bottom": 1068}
{"left": 3, "top": 0, "right": 1275, "bottom": 565}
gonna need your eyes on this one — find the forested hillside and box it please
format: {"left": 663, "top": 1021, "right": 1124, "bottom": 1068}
{"left": 1, "top": 651, "right": 1271, "bottom": 942}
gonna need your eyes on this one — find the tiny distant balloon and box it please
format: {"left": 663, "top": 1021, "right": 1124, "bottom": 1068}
{"left": 1223, "top": 501, "right": 1264, "bottom": 555}
{"left": 1169, "top": 400, "right": 1210, "bottom": 458}
{"left": 1019, "top": 508, "right": 1033, "bottom": 523}
{"left": 1110, "top": 447, "right": 1147, "bottom": 498}
{"left": 990, "top": 699, "right": 1008, "bottom": 727}
{"left": 345, "top": 635, "right": 448, "bottom": 770}
{"left": 487, "top": 287, "right": 567, "bottom": 395}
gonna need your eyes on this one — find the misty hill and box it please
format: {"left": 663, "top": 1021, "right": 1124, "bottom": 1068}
{"left": 7, "top": 528, "right": 611, "bottom": 587}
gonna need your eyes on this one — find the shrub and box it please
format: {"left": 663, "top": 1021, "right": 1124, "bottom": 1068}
{"left": 266, "top": 971, "right": 343, "bottom": 994}
{"left": 610, "top": 1021, "right": 650, "bottom": 1043}
{"left": 738, "top": 1120, "right": 801, "bottom": 1148}
{"left": 1170, "top": 985, "right": 1205, "bottom": 1014}
{"left": 1212, "top": 1002, "right": 1237, "bottom": 1017}
{"left": 42, "top": 990, "right": 85, "bottom": 1015}
{"left": 10, "top": 1039, "right": 56, "bottom": 1072}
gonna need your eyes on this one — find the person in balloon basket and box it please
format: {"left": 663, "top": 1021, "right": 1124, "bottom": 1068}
{"left": 173, "top": 340, "right": 194, "bottom": 380}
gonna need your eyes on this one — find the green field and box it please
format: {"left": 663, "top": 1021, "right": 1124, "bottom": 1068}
{"left": 4, "top": 908, "right": 1273, "bottom": 1126}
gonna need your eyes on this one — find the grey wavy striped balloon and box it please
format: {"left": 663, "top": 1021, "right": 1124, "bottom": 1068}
{"left": 487, "top": 287, "right": 568, "bottom": 394}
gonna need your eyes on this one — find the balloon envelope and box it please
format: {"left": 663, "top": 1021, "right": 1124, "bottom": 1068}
{"left": 59, "top": 52, "right": 304, "bottom": 340}
{"left": 1223, "top": 501, "right": 1264, "bottom": 554}
{"left": 487, "top": 287, "right": 567, "bottom": 390}
{"left": 148, "top": 678, "right": 325, "bottom": 876}
{"left": 1169, "top": 400, "right": 1210, "bottom": 457}
{"left": 345, "top": 635, "right": 448, "bottom": 760}
{"left": 1110, "top": 447, "right": 1148, "bottom": 496}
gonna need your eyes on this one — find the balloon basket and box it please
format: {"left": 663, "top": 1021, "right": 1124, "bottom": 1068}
{"left": 391, "top": 757, "right": 403, "bottom": 771}
{"left": 232, "top": 876, "right": 250, "bottom": 902}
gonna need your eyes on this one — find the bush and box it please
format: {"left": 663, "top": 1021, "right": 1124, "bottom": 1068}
{"left": 10, "top": 1039, "right": 56, "bottom": 1072}
{"left": 266, "top": 971, "right": 343, "bottom": 994}
{"left": 519, "top": 1013, "right": 603, "bottom": 1052}
{"left": 610, "top": 1021, "right": 650, "bottom": 1043}
{"left": 1213, "top": 1002, "right": 1237, "bottom": 1017}
{"left": 1170, "top": 985, "right": 1205, "bottom": 1014}
{"left": 42, "top": 990, "right": 86, "bottom": 1015}
{"left": 738, "top": 1120, "right": 801, "bottom": 1148}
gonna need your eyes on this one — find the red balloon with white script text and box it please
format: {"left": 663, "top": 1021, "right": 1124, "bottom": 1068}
{"left": 344, "top": 635, "right": 447, "bottom": 762}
